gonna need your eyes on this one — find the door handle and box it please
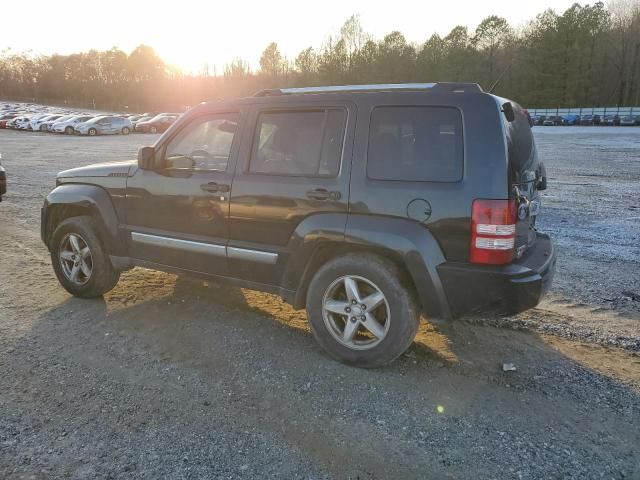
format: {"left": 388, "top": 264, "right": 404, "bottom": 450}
{"left": 306, "top": 188, "right": 340, "bottom": 201}
{"left": 200, "top": 182, "right": 230, "bottom": 193}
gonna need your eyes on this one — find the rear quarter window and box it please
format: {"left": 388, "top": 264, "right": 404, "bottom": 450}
{"left": 367, "top": 106, "right": 463, "bottom": 182}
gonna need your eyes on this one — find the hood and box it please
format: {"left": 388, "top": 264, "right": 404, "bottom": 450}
{"left": 58, "top": 160, "right": 136, "bottom": 179}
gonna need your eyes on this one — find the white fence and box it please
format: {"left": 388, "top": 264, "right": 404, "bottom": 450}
{"left": 528, "top": 106, "right": 638, "bottom": 116}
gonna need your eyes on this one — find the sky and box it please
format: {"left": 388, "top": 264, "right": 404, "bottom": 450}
{"left": 2, "top": 0, "right": 581, "bottom": 73}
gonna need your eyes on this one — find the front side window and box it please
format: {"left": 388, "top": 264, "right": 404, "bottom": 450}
{"left": 250, "top": 109, "right": 346, "bottom": 176}
{"left": 367, "top": 106, "right": 463, "bottom": 182}
{"left": 164, "top": 113, "right": 239, "bottom": 171}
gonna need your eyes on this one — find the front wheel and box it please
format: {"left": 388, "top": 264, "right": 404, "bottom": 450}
{"left": 88, "top": 128, "right": 97, "bottom": 136}
{"left": 39, "top": 125, "right": 47, "bottom": 131}
{"left": 65, "top": 126, "right": 74, "bottom": 135}
{"left": 50, "top": 216, "right": 120, "bottom": 298}
{"left": 306, "top": 253, "right": 419, "bottom": 368}
{"left": 121, "top": 127, "right": 130, "bottom": 135}
{"left": 149, "top": 126, "right": 157, "bottom": 134}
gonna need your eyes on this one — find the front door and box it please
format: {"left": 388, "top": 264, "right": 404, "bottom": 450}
{"left": 125, "top": 110, "right": 243, "bottom": 276}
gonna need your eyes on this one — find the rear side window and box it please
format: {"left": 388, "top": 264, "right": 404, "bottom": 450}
{"left": 367, "top": 106, "right": 463, "bottom": 182}
{"left": 250, "top": 109, "right": 346, "bottom": 176}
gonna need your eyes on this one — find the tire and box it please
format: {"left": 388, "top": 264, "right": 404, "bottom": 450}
{"left": 121, "top": 127, "right": 130, "bottom": 135}
{"left": 306, "top": 253, "right": 419, "bottom": 368}
{"left": 50, "top": 216, "right": 120, "bottom": 298}
{"left": 39, "top": 125, "right": 46, "bottom": 132}
{"left": 65, "top": 126, "right": 74, "bottom": 135}
{"left": 149, "top": 126, "right": 157, "bottom": 134}
{"left": 88, "top": 128, "right": 97, "bottom": 136}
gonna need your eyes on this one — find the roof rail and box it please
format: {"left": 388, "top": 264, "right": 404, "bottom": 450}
{"left": 254, "top": 83, "right": 437, "bottom": 96}
{"left": 253, "top": 82, "right": 484, "bottom": 97}
{"left": 430, "top": 82, "right": 483, "bottom": 93}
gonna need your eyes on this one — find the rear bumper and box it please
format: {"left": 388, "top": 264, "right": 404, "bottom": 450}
{"left": 437, "top": 233, "right": 556, "bottom": 317}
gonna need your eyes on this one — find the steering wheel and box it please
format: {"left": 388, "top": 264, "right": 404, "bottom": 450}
{"left": 190, "top": 149, "right": 214, "bottom": 169}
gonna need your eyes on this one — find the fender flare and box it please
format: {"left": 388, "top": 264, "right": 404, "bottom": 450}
{"left": 280, "top": 213, "right": 349, "bottom": 299}
{"left": 282, "top": 213, "right": 452, "bottom": 320}
{"left": 343, "top": 215, "right": 452, "bottom": 320}
{"left": 41, "top": 184, "right": 123, "bottom": 255}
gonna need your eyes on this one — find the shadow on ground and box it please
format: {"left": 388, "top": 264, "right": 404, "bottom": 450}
{"left": 2, "top": 268, "right": 639, "bottom": 478}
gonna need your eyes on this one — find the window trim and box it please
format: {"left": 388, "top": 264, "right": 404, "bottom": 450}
{"left": 246, "top": 107, "right": 348, "bottom": 179}
{"left": 159, "top": 111, "right": 241, "bottom": 173}
{"left": 365, "top": 105, "right": 465, "bottom": 184}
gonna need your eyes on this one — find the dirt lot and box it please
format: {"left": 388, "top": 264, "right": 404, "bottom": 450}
{"left": 0, "top": 127, "right": 639, "bottom": 479}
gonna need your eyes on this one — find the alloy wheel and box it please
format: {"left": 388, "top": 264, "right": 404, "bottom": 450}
{"left": 59, "top": 233, "right": 93, "bottom": 285}
{"left": 322, "top": 275, "right": 390, "bottom": 350}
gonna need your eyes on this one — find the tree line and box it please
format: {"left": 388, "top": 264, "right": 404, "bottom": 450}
{"left": 1, "top": 1, "right": 639, "bottom": 112}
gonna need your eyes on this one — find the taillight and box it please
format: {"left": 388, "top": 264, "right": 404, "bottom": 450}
{"left": 470, "top": 199, "right": 517, "bottom": 265}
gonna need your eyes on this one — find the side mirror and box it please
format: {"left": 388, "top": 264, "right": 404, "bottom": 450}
{"left": 138, "top": 146, "right": 156, "bottom": 170}
{"left": 537, "top": 162, "right": 547, "bottom": 191}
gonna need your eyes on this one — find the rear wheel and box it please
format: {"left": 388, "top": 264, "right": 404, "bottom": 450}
{"left": 149, "top": 126, "right": 157, "bottom": 134}
{"left": 50, "top": 216, "right": 120, "bottom": 298}
{"left": 65, "top": 126, "right": 74, "bottom": 135}
{"left": 121, "top": 127, "right": 130, "bottom": 135}
{"left": 88, "top": 128, "right": 97, "bottom": 136}
{"left": 39, "top": 125, "right": 46, "bottom": 132}
{"left": 306, "top": 253, "right": 419, "bottom": 368}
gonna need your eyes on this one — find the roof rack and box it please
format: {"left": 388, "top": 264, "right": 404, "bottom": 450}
{"left": 253, "top": 82, "right": 482, "bottom": 97}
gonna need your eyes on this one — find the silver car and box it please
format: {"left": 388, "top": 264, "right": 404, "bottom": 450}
{"left": 74, "top": 116, "right": 134, "bottom": 136}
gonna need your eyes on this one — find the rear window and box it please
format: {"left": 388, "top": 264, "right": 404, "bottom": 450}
{"left": 367, "top": 106, "right": 463, "bottom": 182}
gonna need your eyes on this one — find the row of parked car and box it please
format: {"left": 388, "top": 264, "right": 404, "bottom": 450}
{"left": 0, "top": 102, "right": 181, "bottom": 135}
{"left": 531, "top": 113, "right": 640, "bottom": 126}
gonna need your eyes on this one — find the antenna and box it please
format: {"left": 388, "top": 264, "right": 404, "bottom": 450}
{"left": 488, "top": 62, "right": 514, "bottom": 94}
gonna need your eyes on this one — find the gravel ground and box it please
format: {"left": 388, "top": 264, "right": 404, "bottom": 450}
{"left": 0, "top": 127, "right": 639, "bottom": 479}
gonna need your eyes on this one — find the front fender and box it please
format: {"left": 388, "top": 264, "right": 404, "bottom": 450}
{"left": 41, "top": 184, "right": 123, "bottom": 255}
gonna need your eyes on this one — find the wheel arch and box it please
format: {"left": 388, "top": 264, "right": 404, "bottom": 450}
{"left": 284, "top": 214, "right": 452, "bottom": 320}
{"left": 42, "top": 184, "right": 123, "bottom": 255}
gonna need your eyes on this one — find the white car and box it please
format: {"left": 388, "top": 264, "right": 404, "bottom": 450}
{"left": 51, "top": 115, "right": 95, "bottom": 134}
{"left": 40, "top": 114, "right": 75, "bottom": 132}
{"left": 13, "top": 116, "right": 33, "bottom": 129}
{"left": 31, "top": 114, "right": 63, "bottom": 132}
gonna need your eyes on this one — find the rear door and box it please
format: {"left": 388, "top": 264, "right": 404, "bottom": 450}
{"left": 228, "top": 101, "right": 355, "bottom": 285}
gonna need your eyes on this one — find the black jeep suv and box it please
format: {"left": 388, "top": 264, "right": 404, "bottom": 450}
{"left": 41, "top": 83, "right": 555, "bottom": 367}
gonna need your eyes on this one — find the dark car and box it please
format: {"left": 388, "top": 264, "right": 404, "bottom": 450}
{"left": 134, "top": 113, "right": 179, "bottom": 133}
{"left": 579, "top": 115, "right": 594, "bottom": 125}
{"left": 601, "top": 115, "right": 618, "bottom": 126}
{"left": 0, "top": 160, "right": 6, "bottom": 201}
{"left": 40, "top": 83, "right": 555, "bottom": 367}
